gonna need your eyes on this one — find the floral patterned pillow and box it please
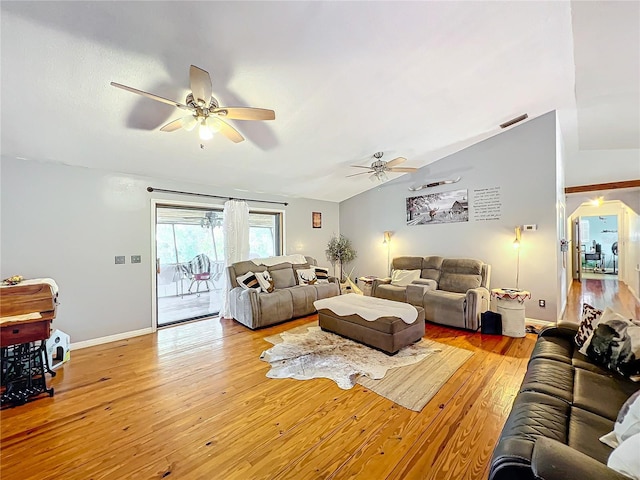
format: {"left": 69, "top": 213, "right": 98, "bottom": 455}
{"left": 575, "top": 303, "right": 603, "bottom": 347}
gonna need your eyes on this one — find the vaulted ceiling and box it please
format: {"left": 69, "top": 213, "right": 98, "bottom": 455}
{"left": 1, "top": 1, "right": 638, "bottom": 202}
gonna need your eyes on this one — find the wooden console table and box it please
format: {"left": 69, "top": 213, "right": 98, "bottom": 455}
{"left": 1, "top": 280, "right": 58, "bottom": 407}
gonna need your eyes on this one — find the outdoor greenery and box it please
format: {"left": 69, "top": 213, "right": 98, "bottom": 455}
{"left": 325, "top": 234, "right": 357, "bottom": 281}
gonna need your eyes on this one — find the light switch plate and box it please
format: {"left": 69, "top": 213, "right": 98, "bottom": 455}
{"left": 131, "top": 255, "right": 141, "bottom": 264}
{"left": 115, "top": 256, "right": 125, "bottom": 264}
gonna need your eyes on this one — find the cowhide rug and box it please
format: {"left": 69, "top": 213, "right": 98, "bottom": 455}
{"left": 260, "top": 326, "right": 439, "bottom": 389}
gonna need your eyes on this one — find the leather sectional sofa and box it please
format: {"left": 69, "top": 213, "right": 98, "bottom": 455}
{"left": 489, "top": 321, "right": 639, "bottom": 480}
{"left": 371, "top": 256, "right": 490, "bottom": 330}
{"left": 226, "top": 256, "right": 339, "bottom": 329}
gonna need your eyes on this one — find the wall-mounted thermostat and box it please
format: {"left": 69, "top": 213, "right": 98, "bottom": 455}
{"left": 523, "top": 224, "right": 538, "bottom": 231}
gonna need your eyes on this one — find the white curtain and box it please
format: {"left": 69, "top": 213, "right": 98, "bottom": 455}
{"left": 221, "top": 199, "right": 250, "bottom": 318}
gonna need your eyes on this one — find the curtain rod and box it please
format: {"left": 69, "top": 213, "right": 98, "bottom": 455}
{"left": 146, "top": 187, "right": 289, "bottom": 206}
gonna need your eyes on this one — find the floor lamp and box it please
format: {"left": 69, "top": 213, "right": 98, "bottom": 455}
{"left": 513, "top": 226, "right": 522, "bottom": 291}
{"left": 383, "top": 231, "right": 392, "bottom": 276}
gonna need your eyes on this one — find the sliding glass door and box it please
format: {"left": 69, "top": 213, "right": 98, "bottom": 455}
{"left": 155, "top": 205, "right": 282, "bottom": 327}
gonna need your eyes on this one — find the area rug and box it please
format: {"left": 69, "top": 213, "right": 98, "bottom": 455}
{"left": 262, "top": 323, "right": 474, "bottom": 411}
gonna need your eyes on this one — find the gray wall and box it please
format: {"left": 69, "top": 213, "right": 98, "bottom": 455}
{"left": 0, "top": 157, "right": 339, "bottom": 342}
{"left": 339, "top": 112, "right": 561, "bottom": 321}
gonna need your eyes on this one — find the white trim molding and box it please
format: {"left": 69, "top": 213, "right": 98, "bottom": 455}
{"left": 71, "top": 327, "right": 153, "bottom": 351}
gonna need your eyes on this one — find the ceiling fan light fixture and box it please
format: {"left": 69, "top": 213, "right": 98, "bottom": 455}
{"left": 199, "top": 119, "right": 214, "bottom": 140}
{"left": 181, "top": 115, "right": 198, "bottom": 132}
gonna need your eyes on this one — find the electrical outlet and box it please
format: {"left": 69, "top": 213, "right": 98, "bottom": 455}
{"left": 131, "top": 255, "right": 141, "bottom": 264}
{"left": 115, "top": 256, "right": 125, "bottom": 264}
{"left": 538, "top": 299, "right": 546, "bottom": 308}
{"left": 523, "top": 224, "right": 538, "bottom": 231}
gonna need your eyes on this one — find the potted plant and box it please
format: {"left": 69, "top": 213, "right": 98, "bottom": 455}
{"left": 325, "top": 234, "right": 357, "bottom": 282}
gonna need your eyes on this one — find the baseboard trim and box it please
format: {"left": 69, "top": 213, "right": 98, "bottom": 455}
{"left": 71, "top": 327, "right": 153, "bottom": 351}
{"left": 525, "top": 317, "right": 555, "bottom": 327}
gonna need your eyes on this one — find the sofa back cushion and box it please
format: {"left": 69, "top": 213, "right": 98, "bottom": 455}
{"left": 392, "top": 256, "right": 423, "bottom": 271}
{"left": 228, "top": 261, "right": 266, "bottom": 288}
{"left": 269, "top": 262, "right": 299, "bottom": 289}
{"left": 422, "top": 256, "right": 444, "bottom": 282}
{"left": 439, "top": 258, "right": 483, "bottom": 293}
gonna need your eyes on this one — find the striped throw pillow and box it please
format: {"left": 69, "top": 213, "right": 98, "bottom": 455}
{"left": 313, "top": 266, "right": 330, "bottom": 284}
{"left": 237, "top": 271, "right": 261, "bottom": 291}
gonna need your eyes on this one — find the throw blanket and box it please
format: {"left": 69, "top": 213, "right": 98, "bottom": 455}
{"left": 0, "top": 277, "right": 59, "bottom": 296}
{"left": 314, "top": 295, "right": 418, "bottom": 324}
{"left": 253, "top": 254, "right": 308, "bottom": 267}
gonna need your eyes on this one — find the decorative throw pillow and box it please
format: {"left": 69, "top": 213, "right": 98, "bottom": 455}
{"left": 390, "top": 269, "right": 421, "bottom": 287}
{"left": 237, "top": 271, "right": 261, "bottom": 291}
{"left": 575, "top": 303, "right": 603, "bottom": 347}
{"left": 601, "top": 391, "right": 640, "bottom": 448}
{"left": 579, "top": 307, "right": 640, "bottom": 377}
{"left": 607, "top": 432, "right": 640, "bottom": 479}
{"left": 296, "top": 268, "right": 317, "bottom": 285}
{"left": 255, "top": 270, "right": 275, "bottom": 293}
{"left": 312, "top": 266, "right": 330, "bottom": 284}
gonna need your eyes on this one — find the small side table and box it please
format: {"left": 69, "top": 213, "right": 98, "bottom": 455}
{"left": 490, "top": 289, "right": 531, "bottom": 338}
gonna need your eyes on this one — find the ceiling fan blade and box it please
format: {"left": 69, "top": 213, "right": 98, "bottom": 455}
{"left": 385, "top": 157, "right": 407, "bottom": 168}
{"left": 210, "top": 117, "right": 244, "bottom": 143}
{"left": 388, "top": 167, "right": 418, "bottom": 173}
{"left": 350, "top": 165, "right": 375, "bottom": 169}
{"left": 190, "top": 65, "right": 212, "bottom": 106}
{"left": 160, "top": 118, "right": 184, "bottom": 132}
{"left": 110, "top": 82, "right": 190, "bottom": 110}
{"left": 212, "top": 107, "right": 275, "bottom": 121}
{"left": 346, "top": 171, "right": 374, "bottom": 178}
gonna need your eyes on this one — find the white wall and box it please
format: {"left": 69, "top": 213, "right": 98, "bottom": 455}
{"left": 624, "top": 207, "right": 640, "bottom": 300}
{"left": 564, "top": 149, "right": 640, "bottom": 187}
{"left": 556, "top": 112, "right": 568, "bottom": 317}
{"left": 0, "top": 157, "right": 339, "bottom": 342}
{"left": 339, "top": 112, "right": 561, "bottom": 321}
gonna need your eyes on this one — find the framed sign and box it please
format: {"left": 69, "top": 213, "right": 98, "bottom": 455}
{"left": 312, "top": 212, "right": 322, "bottom": 228}
{"left": 406, "top": 189, "right": 469, "bottom": 225}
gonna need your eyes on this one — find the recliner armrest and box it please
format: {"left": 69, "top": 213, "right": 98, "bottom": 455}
{"left": 371, "top": 277, "right": 391, "bottom": 297}
{"left": 531, "top": 438, "right": 626, "bottom": 480}
{"left": 464, "top": 286, "right": 490, "bottom": 330}
{"left": 539, "top": 321, "right": 579, "bottom": 338}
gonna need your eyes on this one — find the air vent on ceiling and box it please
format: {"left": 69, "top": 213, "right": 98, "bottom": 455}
{"left": 500, "top": 113, "right": 528, "bottom": 129}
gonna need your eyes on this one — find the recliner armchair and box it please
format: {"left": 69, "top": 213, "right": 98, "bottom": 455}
{"left": 372, "top": 256, "right": 490, "bottom": 330}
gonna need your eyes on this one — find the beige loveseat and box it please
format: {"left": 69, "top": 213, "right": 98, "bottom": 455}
{"left": 371, "top": 256, "right": 490, "bottom": 331}
{"left": 227, "top": 256, "right": 340, "bottom": 329}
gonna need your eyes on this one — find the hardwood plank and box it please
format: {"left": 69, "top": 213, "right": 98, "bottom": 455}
{"left": 0, "top": 315, "right": 537, "bottom": 480}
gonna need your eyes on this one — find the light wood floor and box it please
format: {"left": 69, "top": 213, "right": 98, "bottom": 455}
{"left": 2, "top": 279, "right": 637, "bottom": 480}
{"left": 1, "top": 317, "right": 536, "bottom": 480}
{"left": 563, "top": 277, "right": 640, "bottom": 320}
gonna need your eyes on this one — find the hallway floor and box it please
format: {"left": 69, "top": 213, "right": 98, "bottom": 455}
{"left": 563, "top": 278, "right": 640, "bottom": 321}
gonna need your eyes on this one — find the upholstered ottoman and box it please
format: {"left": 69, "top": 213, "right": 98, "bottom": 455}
{"left": 314, "top": 295, "right": 425, "bottom": 354}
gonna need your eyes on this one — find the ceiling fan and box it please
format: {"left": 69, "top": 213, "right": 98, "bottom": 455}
{"left": 110, "top": 65, "right": 275, "bottom": 143}
{"left": 347, "top": 152, "right": 417, "bottom": 182}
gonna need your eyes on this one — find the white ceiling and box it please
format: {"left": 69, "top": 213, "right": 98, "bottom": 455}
{"left": 1, "top": 1, "right": 638, "bottom": 202}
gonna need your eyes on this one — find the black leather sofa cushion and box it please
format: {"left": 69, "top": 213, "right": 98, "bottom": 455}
{"left": 520, "top": 358, "right": 574, "bottom": 402}
{"left": 573, "top": 368, "right": 638, "bottom": 421}
{"left": 530, "top": 334, "right": 610, "bottom": 375}
{"left": 568, "top": 407, "right": 615, "bottom": 463}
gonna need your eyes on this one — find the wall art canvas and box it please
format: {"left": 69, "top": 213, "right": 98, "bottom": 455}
{"left": 312, "top": 212, "right": 322, "bottom": 228}
{"left": 406, "top": 189, "right": 469, "bottom": 225}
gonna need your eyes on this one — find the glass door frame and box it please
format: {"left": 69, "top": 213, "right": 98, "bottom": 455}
{"left": 149, "top": 198, "right": 286, "bottom": 331}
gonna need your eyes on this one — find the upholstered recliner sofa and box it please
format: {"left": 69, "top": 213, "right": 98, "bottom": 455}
{"left": 488, "top": 321, "right": 639, "bottom": 480}
{"left": 371, "top": 256, "right": 490, "bottom": 330}
{"left": 227, "top": 256, "right": 339, "bottom": 329}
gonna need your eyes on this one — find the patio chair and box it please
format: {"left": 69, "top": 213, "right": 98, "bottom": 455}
{"left": 186, "top": 254, "right": 213, "bottom": 293}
